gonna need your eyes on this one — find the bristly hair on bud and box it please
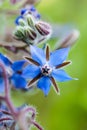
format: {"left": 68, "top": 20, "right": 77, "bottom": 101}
{"left": 14, "top": 26, "right": 25, "bottom": 40}
{"left": 24, "top": 26, "right": 37, "bottom": 40}
{"left": 0, "top": 102, "right": 43, "bottom": 130}
{"left": 25, "top": 14, "right": 35, "bottom": 28}
{"left": 14, "top": 9, "right": 52, "bottom": 45}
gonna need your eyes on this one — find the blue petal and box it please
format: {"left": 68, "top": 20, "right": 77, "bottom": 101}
{"left": 37, "top": 76, "right": 51, "bottom": 96}
{"left": 36, "top": 14, "right": 41, "bottom": 19}
{"left": 30, "top": 45, "right": 46, "bottom": 65}
{"left": 21, "top": 9, "right": 27, "bottom": 15}
{"left": 52, "top": 69, "right": 72, "bottom": 82}
{"left": 15, "top": 16, "right": 23, "bottom": 25}
{"left": 30, "top": 6, "right": 36, "bottom": 12}
{"left": 22, "top": 65, "right": 40, "bottom": 78}
{"left": 49, "top": 47, "right": 70, "bottom": 66}
{"left": 11, "top": 60, "right": 26, "bottom": 72}
{"left": 0, "top": 77, "right": 4, "bottom": 93}
{"left": 11, "top": 74, "right": 27, "bottom": 89}
{"left": 0, "top": 53, "right": 12, "bottom": 67}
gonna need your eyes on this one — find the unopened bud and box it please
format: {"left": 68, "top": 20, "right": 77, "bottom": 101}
{"left": 55, "top": 29, "right": 80, "bottom": 49}
{"left": 18, "top": 19, "right": 26, "bottom": 26}
{"left": 35, "top": 21, "right": 52, "bottom": 36}
{"left": 25, "top": 14, "right": 35, "bottom": 28}
{"left": 24, "top": 26, "right": 37, "bottom": 41}
{"left": 14, "top": 26, "right": 25, "bottom": 40}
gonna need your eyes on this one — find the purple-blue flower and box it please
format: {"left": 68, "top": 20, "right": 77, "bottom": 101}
{"left": 0, "top": 103, "right": 15, "bottom": 129}
{"left": 0, "top": 53, "right": 27, "bottom": 92}
{"left": 22, "top": 45, "right": 74, "bottom": 96}
{"left": 15, "top": 6, "right": 40, "bottom": 25}
{"left": 0, "top": 103, "right": 30, "bottom": 129}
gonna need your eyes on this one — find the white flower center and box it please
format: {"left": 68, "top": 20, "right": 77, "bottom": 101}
{"left": 41, "top": 64, "right": 52, "bottom": 76}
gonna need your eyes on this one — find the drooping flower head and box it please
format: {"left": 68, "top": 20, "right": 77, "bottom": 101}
{"left": 22, "top": 45, "right": 75, "bottom": 96}
{"left": 0, "top": 53, "right": 27, "bottom": 93}
{"left": 14, "top": 6, "right": 52, "bottom": 45}
{"left": 0, "top": 102, "right": 42, "bottom": 130}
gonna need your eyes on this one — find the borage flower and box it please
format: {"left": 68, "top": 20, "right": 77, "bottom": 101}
{"left": 0, "top": 53, "right": 27, "bottom": 92}
{"left": 23, "top": 45, "right": 74, "bottom": 96}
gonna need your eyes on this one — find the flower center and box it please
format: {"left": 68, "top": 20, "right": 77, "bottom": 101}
{"left": 41, "top": 64, "right": 52, "bottom": 76}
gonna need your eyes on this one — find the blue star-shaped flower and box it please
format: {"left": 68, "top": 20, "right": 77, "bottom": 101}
{"left": 22, "top": 45, "right": 74, "bottom": 96}
{"left": 0, "top": 53, "right": 27, "bottom": 93}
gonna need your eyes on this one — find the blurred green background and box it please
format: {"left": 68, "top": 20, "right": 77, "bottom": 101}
{"left": 0, "top": 0, "right": 87, "bottom": 130}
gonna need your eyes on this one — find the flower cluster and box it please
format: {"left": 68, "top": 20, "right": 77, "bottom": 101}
{"left": 0, "top": 4, "right": 77, "bottom": 96}
{"left": 0, "top": 44, "right": 74, "bottom": 96}
{"left": 0, "top": 61, "right": 43, "bottom": 130}
{"left": 14, "top": 6, "right": 52, "bottom": 45}
{"left": 0, "top": 1, "right": 79, "bottom": 130}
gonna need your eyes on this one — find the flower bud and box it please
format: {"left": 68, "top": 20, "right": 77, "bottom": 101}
{"left": 18, "top": 19, "right": 26, "bottom": 26}
{"left": 35, "top": 21, "right": 52, "bottom": 36}
{"left": 55, "top": 29, "right": 80, "bottom": 49}
{"left": 24, "top": 26, "right": 37, "bottom": 41}
{"left": 14, "top": 26, "right": 25, "bottom": 40}
{"left": 25, "top": 14, "right": 35, "bottom": 28}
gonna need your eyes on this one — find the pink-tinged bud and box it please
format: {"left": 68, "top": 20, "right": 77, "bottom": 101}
{"left": 55, "top": 29, "right": 80, "bottom": 49}
{"left": 35, "top": 21, "right": 52, "bottom": 36}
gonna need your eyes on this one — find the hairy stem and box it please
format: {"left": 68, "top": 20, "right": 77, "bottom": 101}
{"left": 31, "top": 120, "right": 43, "bottom": 130}
{"left": 0, "top": 62, "right": 18, "bottom": 117}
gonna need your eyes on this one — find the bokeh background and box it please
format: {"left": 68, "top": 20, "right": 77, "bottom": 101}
{"left": 0, "top": 0, "right": 87, "bottom": 130}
